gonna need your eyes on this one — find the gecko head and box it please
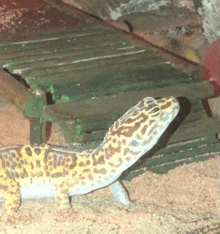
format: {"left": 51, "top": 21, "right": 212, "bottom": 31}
{"left": 107, "top": 97, "right": 180, "bottom": 154}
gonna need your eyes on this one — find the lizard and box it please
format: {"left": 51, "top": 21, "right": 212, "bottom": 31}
{"left": 0, "top": 96, "right": 179, "bottom": 215}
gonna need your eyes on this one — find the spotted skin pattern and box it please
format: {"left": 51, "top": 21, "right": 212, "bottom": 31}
{"left": 0, "top": 97, "right": 179, "bottom": 215}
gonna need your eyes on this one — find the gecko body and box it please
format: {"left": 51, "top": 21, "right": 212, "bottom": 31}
{"left": 0, "top": 96, "right": 179, "bottom": 214}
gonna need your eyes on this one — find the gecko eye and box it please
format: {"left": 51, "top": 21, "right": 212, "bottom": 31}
{"left": 149, "top": 107, "right": 160, "bottom": 114}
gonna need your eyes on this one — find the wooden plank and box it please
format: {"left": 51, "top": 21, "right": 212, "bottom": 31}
{"left": 2, "top": 30, "right": 135, "bottom": 69}
{"left": 34, "top": 67, "right": 199, "bottom": 102}
{"left": 123, "top": 134, "right": 220, "bottom": 179}
{"left": 0, "top": 70, "right": 46, "bottom": 118}
{"left": 11, "top": 48, "right": 150, "bottom": 78}
{"left": 43, "top": 81, "right": 213, "bottom": 123}
{"left": 30, "top": 118, "right": 47, "bottom": 145}
{"left": 0, "top": 24, "right": 104, "bottom": 44}
{"left": 169, "top": 116, "right": 220, "bottom": 144}
{"left": 0, "top": 70, "right": 28, "bottom": 111}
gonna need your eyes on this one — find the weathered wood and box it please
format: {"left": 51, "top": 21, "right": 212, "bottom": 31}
{"left": 43, "top": 0, "right": 100, "bottom": 23}
{"left": 43, "top": 81, "right": 213, "bottom": 123}
{"left": 30, "top": 118, "right": 47, "bottom": 145}
{"left": 58, "top": 121, "right": 79, "bottom": 144}
{"left": 0, "top": 70, "right": 45, "bottom": 118}
{"left": 123, "top": 134, "right": 220, "bottom": 179}
{"left": 0, "top": 70, "right": 29, "bottom": 111}
{"left": 169, "top": 116, "right": 220, "bottom": 144}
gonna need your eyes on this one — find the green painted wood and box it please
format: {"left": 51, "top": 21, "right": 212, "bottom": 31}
{"left": 30, "top": 118, "right": 47, "bottom": 145}
{"left": 2, "top": 32, "right": 135, "bottom": 71}
{"left": 1, "top": 19, "right": 201, "bottom": 103}
{"left": 58, "top": 121, "right": 79, "bottom": 144}
{"left": 43, "top": 82, "right": 212, "bottom": 123}
{"left": 123, "top": 134, "right": 220, "bottom": 179}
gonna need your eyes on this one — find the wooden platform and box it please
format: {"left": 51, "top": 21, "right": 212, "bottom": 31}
{"left": 0, "top": 1, "right": 219, "bottom": 175}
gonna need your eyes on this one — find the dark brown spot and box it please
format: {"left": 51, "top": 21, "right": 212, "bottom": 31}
{"left": 69, "top": 158, "right": 77, "bottom": 170}
{"left": 148, "top": 119, "right": 156, "bottom": 126}
{"left": 61, "top": 189, "right": 68, "bottom": 194}
{"left": 11, "top": 162, "right": 17, "bottom": 169}
{"left": 36, "top": 160, "right": 41, "bottom": 168}
{"left": 88, "top": 174, "right": 94, "bottom": 181}
{"left": 104, "top": 145, "right": 121, "bottom": 160}
{"left": 15, "top": 148, "right": 23, "bottom": 158}
{"left": 83, "top": 168, "right": 90, "bottom": 173}
{"left": 23, "top": 168, "right": 28, "bottom": 178}
{"left": 25, "top": 147, "right": 32, "bottom": 157}
{"left": 53, "top": 154, "right": 57, "bottom": 160}
{"left": 69, "top": 163, "right": 75, "bottom": 170}
{"left": 141, "top": 125, "right": 148, "bottom": 135}
{"left": 34, "top": 148, "right": 42, "bottom": 155}
{"left": 86, "top": 160, "right": 90, "bottom": 165}
{"left": 93, "top": 168, "right": 107, "bottom": 174}
{"left": 92, "top": 154, "right": 105, "bottom": 166}
{"left": 11, "top": 152, "right": 16, "bottom": 158}
{"left": 31, "top": 163, "right": 34, "bottom": 169}
{"left": 8, "top": 157, "right": 13, "bottom": 163}
{"left": 45, "top": 165, "right": 48, "bottom": 170}
{"left": 53, "top": 161, "right": 57, "bottom": 169}
{"left": 51, "top": 172, "right": 62, "bottom": 178}
{"left": 0, "top": 184, "right": 8, "bottom": 190}
{"left": 109, "top": 158, "right": 123, "bottom": 168}
{"left": 113, "top": 113, "right": 147, "bottom": 138}
{"left": 48, "top": 161, "right": 52, "bottom": 166}
{"left": 44, "top": 155, "right": 48, "bottom": 164}
{"left": 79, "top": 162, "right": 85, "bottom": 167}
{"left": 15, "top": 172, "right": 19, "bottom": 179}
{"left": 5, "top": 170, "right": 12, "bottom": 179}
{"left": 124, "top": 148, "right": 130, "bottom": 155}
{"left": 1, "top": 158, "right": 5, "bottom": 168}
{"left": 62, "top": 170, "right": 69, "bottom": 176}
{"left": 160, "top": 101, "right": 171, "bottom": 110}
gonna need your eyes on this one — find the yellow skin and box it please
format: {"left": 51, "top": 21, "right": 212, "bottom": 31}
{"left": 0, "top": 97, "right": 179, "bottom": 215}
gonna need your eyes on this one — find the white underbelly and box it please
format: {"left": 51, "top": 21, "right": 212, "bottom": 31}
{"left": 0, "top": 173, "right": 121, "bottom": 202}
{"left": 0, "top": 183, "right": 56, "bottom": 202}
{"left": 20, "top": 183, "right": 56, "bottom": 199}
